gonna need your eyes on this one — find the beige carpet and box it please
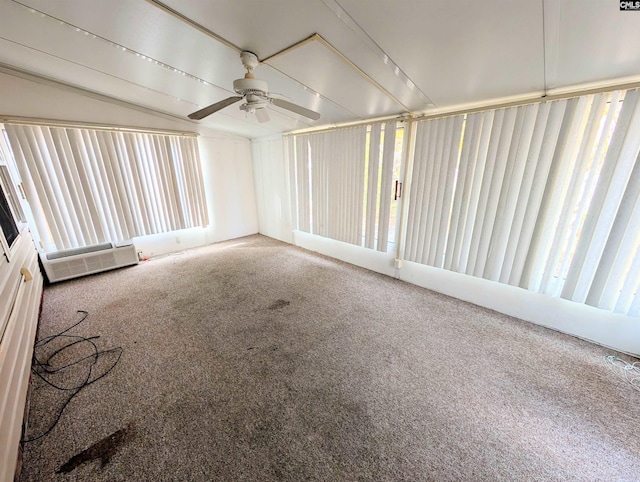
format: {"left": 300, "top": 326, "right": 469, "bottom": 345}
{"left": 20, "top": 235, "right": 640, "bottom": 481}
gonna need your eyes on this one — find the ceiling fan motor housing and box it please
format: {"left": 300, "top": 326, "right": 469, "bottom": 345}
{"left": 233, "top": 77, "right": 268, "bottom": 96}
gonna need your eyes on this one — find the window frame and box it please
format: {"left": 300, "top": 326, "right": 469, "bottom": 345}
{"left": 0, "top": 173, "right": 24, "bottom": 262}
{"left": 0, "top": 128, "right": 28, "bottom": 261}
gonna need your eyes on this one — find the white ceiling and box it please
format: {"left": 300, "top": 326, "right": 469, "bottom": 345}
{"left": 1, "top": 0, "right": 640, "bottom": 139}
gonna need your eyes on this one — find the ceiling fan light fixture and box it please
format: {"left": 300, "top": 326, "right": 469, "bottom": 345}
{"left": 254, "top": 107, "right": 270, "bottom": 123}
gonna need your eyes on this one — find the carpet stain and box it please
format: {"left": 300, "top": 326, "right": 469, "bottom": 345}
{"left": 269, "top": 299, "right": 290, "bottom": 310}
{"left": 104, "top": 297, "right": 136, "bottom": 311}
{"left": 57, "top": 424, "right": 134, "bottom": 474}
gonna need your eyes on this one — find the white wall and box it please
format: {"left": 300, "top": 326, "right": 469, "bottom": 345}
{"left": 0, "top": 71, "right": 259, "bottom": 257}
{"left": 200, "top": 135, "right": 258, "bottom": 243}
{"left": 251, "top": 137, "right": 293, "bottom": 244}
{"left": 0, "top": 69, "right": 198, "bottom": 132}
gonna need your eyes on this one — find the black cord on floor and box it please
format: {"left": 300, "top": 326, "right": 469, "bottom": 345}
{"left": 22, "top": 310, "right": 123, "bottom": 443}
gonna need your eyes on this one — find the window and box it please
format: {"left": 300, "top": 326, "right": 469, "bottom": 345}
{"left": 0, "top": 182, "right": 19, "bottom": 253}
{"left": 289, "top": 87, "right": 640, "bottom": 316}
{"left": 0, "top": 132, "right": 26, "bottom": 258}
{"left": 288, "top": 121, "right": 404, "bottom": 253}
{"left": 4, "top": 124, "right": 208, "bottom": 252}
{"left": 403, "top": 89, "right": 640, "bottom": 315}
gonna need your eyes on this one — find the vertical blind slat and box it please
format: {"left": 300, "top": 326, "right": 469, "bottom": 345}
{"left": 419, "top": 121, "right": 439, "bottom": 264}
{"left": 355, "top": 127, "right": 366, "bottom": 245}
{"left": 365, "top": 124, "right": 381, "bottom": 249}
{"left": 286, "top": 136, "right": 298, "bottom": 231}
{"left": 423, "top": 119, "right": 445, "bottom": 265}
{"left": 447, "top": 112, "right": 480, "bottom": 272}
{"left": 295, "top": 135, "right": 310, "bottom": 233}
{"left": 427, "top": 117, "right": 450, "bottom": 266}
{"left": 405, "top": 121, "right": 428, "bottom": 262}
{"left": 377, "top": 121, "right": 397, "bottom": 252}
{"left": 435, "top": 116, "right": 464, "bottom": 268}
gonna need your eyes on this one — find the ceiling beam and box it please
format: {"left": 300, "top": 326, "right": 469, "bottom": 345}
{"left": 144, "top": 0, "right": 242, "bottom": 53}
{"left": 262, "top": 33, "right": 414, "bottom": 114}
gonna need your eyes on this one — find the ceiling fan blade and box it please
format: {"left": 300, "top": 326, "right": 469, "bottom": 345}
{"left": 255, "top": 108, "right": 270, "bottom": 123}
{"left": 271, "top": 98, "right": 320, "bottom": 120}
{"left": 188, "top": 96, "right": 243, "bottom": 120}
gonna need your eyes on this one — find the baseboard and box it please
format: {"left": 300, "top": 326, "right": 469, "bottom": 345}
{"left": 291, "top": 231, "right": 640, "bottom": 358}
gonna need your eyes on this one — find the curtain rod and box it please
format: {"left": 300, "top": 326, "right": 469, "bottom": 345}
{"left": 285, "top": 78, "right": 640, "bottom": 137}
{"left": 413, "top": 80, "right": 640, "bottom": 122}
{"left": 283, "top": 113, "right": 411, "bottom": 137}
{"left": 0, "top": 116, "right": 199, "bottom": 137}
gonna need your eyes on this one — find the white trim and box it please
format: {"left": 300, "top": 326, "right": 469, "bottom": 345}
{"left": 293, "top": 230, "right": 396, "bottom": 277}
{"left": 1, "top": 117, "right": 198, "bottom": 138}
{"left": 286, "top": 77, "right": 640, "bottom": 138}
{"left": 400, "top": 259, "right": 640, "bottom": 358}
{"left": 0, "top": 231, "right": 43, "bottom": 482}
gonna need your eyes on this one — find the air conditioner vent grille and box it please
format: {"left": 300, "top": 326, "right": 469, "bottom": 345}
{"left": 40, "top": 243, "right": 138, "bottom": 283}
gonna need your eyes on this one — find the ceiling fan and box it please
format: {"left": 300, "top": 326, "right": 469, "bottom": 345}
{"left": 188, "top": 51, "right": 321, "bottom": 123}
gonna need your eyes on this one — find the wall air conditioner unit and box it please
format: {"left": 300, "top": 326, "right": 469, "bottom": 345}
{"left": 39, "top": 241, "right": 138, "bottom": 283}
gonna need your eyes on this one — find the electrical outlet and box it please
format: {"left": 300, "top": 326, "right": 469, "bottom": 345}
{"left": 176, "top": 236, "right": 181, "bottom": 243}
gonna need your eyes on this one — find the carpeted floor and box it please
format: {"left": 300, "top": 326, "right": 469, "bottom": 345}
{"left": 19, "top": 235, "right": 640, "bottom": 481}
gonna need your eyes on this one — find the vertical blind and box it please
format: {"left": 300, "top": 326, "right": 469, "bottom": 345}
{"left": 288, "top": 121, "right": 399, "bottom": 251}
{"left": 5, "top": 124, "right": 208, "bottom": 251}
{"left": 404, "top": 89, "right": 640, "bottom": 316}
